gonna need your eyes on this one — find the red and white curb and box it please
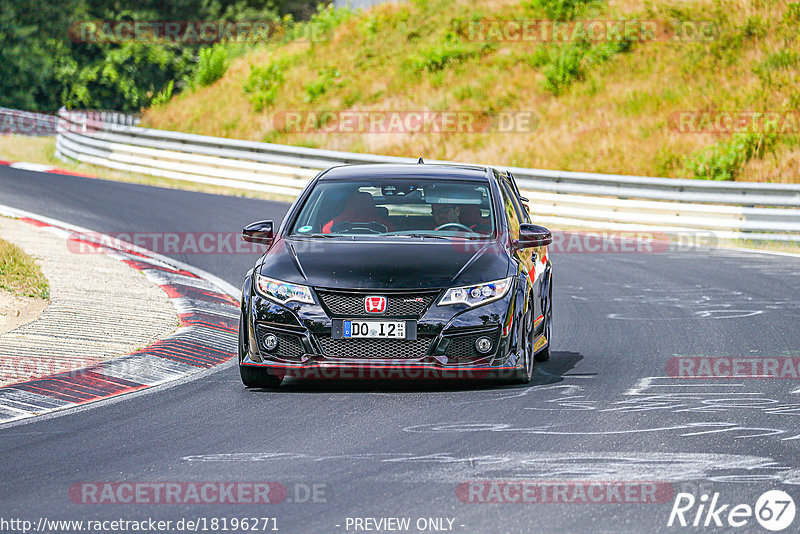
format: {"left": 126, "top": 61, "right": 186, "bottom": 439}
{"left": 0, "top": 204, "right": 241, "bottom": 424}
{"left": 0, "top": 159, "right": 95, "bottom": 179}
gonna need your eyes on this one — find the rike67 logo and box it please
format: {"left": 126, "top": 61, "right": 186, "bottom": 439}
{"left": 668, "top": 490, "right": 796, "bottom": 531}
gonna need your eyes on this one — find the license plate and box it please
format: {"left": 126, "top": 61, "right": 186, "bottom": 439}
{"left": 344, "top": 320, "right": 406, "bottom": 339}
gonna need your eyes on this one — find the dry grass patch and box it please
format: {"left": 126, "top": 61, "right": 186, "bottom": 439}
{"left": 0, "top": 237, "right": 49, "bottom": 300}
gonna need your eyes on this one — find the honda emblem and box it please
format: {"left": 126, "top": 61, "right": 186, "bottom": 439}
{"left": 364, "top": 296, "right": 387, "bottom": 314}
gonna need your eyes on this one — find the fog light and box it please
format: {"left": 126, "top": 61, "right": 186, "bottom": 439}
{"left": 262, "top": 333, "right": 278, "bottom": 351}
{"left": 475, "top": 336, "right": 492, "bottom": 354}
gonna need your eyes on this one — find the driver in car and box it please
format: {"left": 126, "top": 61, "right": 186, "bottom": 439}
{"left": 431, "top": 203, "right": 461, "bottom": 230}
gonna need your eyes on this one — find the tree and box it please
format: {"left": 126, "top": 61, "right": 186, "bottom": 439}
{"left": 0, "top": 0, "right": 320, "bottom": 112}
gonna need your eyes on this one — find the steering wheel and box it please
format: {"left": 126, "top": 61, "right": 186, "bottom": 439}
{"left": 330, "top": 221, "right": 388, "bottom": 234}
{"left": 435, "top": 223, "right": 474, "bottom": 232}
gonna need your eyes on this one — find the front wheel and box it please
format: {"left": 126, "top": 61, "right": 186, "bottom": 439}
{"left": 506, "top": 300, "right": 534, "bottom": 385}
{"left": 534, "top": 279, "right": 552, "bottom": 362}
{"left": 238, "top": 313, "right": 282, "bottom": 388}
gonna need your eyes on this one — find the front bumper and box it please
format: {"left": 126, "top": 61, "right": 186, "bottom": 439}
{"left": 242, "top": 285, "right": 523, "bottom": 378}
{"left": 240, "top": 358, "right": 524, "bottom": 380}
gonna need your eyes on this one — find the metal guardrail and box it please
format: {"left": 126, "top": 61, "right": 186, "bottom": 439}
{"left": 55, "top": 108, "right": 800, "bottom": 242}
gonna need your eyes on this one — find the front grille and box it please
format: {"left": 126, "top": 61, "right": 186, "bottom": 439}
{"left": 318, "top": 336, "right": 434, "bottom": 359}
{"left": 316, "top": 290, "right": 440, "bottom": 318}
{"left": 255, "top": 326, "right": 306, "bottom": 358}
{"left": 444, "top": 329, "right": 501, "bottom": 362}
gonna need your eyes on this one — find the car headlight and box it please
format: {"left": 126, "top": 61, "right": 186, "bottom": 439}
{"left": 255, "top": 274, "right": 314, "bottom": 305}
{"left": 438, "top": 277, "right": 513, "bottom": 307}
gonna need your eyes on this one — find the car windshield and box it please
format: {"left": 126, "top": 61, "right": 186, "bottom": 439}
{"left": 289, "top": 179, "right": 495, "bottom": 238}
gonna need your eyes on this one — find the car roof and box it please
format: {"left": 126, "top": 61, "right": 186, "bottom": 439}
{"left": 318, "top": 163, "right": 493, "bottom": 182}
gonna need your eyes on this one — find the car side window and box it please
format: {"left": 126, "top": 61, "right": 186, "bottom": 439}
{"left": 498, "top": 180, "right": 521, "bottom": 240}
{"left": 506, "top": 174, "right": 531, "bottom": 223}
{"left": 507, "top": 172, "right": 522, "bottom": 197}
{"left": 494, "top": 170, "right": 527, "bottom": 223}
{"left": 503, "top": 178, "right": 528, "bottom": 223}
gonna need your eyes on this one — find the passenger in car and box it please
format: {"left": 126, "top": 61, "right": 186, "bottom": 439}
{"left": 458, "top": 204, "right": 491, "bottom": 233}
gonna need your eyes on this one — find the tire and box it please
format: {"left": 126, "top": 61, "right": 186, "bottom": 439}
{"left": 507, "top": 299, "right": 534, "bottom": 385}
{"left": 238, "top": 313, "right": 282, "bottom": 388}
{"left": 534, "top": 278, "right": 552, "bottom": 363}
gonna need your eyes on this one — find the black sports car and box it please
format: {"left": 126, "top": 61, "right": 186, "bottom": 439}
{"left": 238, "top": 163, "right": 553, "bottom": 386}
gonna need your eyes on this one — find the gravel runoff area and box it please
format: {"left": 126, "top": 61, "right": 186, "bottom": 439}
{"left": 0, "top": 292, "right": 48, "bottom": 336}
{"left": 0, "top": 215, "right": 179, "bottom": 386}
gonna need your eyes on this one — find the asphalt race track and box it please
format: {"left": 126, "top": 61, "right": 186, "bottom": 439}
{"left": 2, "top": 166, "right": 800, "bottom": 533}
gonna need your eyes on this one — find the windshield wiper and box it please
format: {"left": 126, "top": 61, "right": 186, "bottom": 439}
{"left": 392, "top": 233, "right": 450, "bottom": 240}
{"left": 399, "top": 232, "right": 491, "bottom": 240}
{"left": 296, "top": 233, "right": 339, "bottom": 239}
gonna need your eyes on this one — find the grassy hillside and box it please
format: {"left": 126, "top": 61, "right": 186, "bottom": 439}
{"left": 143, "top": 0, "right": 800, "bottom": 183}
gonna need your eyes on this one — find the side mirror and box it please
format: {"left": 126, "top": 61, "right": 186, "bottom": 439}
{"left": 518, "top": 223, "right": 552, "bottom": 248}
{"left": 242, "top": 220, "right": 274, "bottom": 245}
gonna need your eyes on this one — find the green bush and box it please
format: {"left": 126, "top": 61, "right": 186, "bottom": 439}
{"left": 342, "top": 89, "right": 362, "bottom": 107}
{"left": 684, "top": 130, "right": 778, "bottom": 181}
{"left": 585, "top": 37, "right": 632, "bottom": 64}
{"left": 191, "top": 44, "right": 228, "bottom": 88}
{"left": 452, "top": 83, "right": 488, "bottom": 102}
{"left": 525, "top": 46, "right": 552, "bottom": 69}
{"left": 243, "top": 57, "right": 293, "bottom": 111}
{"left": 302, "top": 3, "right": 354, "bottom": 43}
{"left": 707, "top": 15, "right": 767, "bottom": 65}
{"left": 151, "top": 80, "right": 174, "bottom": 107}
{"left": 359, "top": 5, "right": 412, "bottom": 39}
{"left": 542, "top": 34, "right": 632, "bottom": 95}
{"left": 654, "top": 147, "right": 681, "bottom": 176}
{"left": 542, "top": 42, "right": 588, "bottom": 95}
{"left": 406, "top": 35, "right": 486, "bottom": 73}
{"left": 304, "top": 66, "right": 341, "bottom": 103}
{"left": 753, "top": 49, "right": 799, "bottom": 86}
{"left": 524, "top": 0, "right": 603, "bottom": 21}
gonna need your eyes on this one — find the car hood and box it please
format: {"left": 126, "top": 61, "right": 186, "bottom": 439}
{"left": 258, "top": 238, "right": 510, "bottom": 290}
